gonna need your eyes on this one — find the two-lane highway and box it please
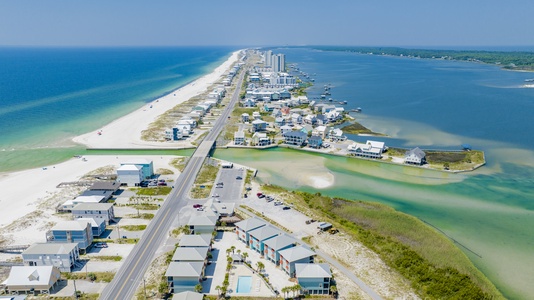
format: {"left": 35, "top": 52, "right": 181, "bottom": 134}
{"left": 100, "top": 58, "right": 246, "bottom": 300}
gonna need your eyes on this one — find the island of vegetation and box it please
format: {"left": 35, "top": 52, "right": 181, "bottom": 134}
{"left": 311, "top": 46, "right": 534, "bottom": 71}
{"left": 259, "top": 184, "right": 504, "bottom": 299}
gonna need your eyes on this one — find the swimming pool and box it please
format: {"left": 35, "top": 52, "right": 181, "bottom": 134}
{"left": 236, "top": 276, "right": 252, "bottom": 293}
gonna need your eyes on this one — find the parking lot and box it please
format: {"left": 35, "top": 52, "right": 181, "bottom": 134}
{"left": 211, "top": 167, "right": 246, "bottom": 201}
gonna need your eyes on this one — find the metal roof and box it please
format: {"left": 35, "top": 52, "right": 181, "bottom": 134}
{"left": 295, "top": 263, "right": 332, "bottom": 278}
{"left": 22, "top": 243, "right": 78, "bottom": 255}
{"left": 165, "top": 262, "right": 204, "bottom": 277}
{"left": 171, "top": 247, "right": 208, "bottom": 262}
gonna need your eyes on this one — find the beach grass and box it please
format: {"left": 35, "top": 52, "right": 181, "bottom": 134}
{"left": 63, "top": 271, "right": 115, "bottom": 283}
{"left": 121, "top": 225, "right": 147, "bottom": 231}
{"left": 156, "top": 168, "right": 174, "bottom": 175}
{"left": 126, "top": 213, "right": 154, "bottom": 220}
{"left": 260, "top": 185, "right": 503, "bottom": 299}
{"left": 90, "top": 255, "right": 123, "bottom": 262}
{"left": 341, "top": 122, "right": 386, "bottom": 136}
{"left": 190, "top": 159, "right": 219, "bottom": 199}
{"left": 134, "top": 186, "right": 172, "bottom": 196}
{"left": 170, "top": 157, "right": 187, "bottom": 172}
{"left": 132, "top": 203, "right": 160, "bottom": 210}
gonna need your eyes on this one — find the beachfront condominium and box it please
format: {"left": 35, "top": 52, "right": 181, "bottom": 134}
{"left": 272, "top": 54, "right": 285, "bottom": 73}
{"left": 265, "top": 50, "right": 273, "bottom": 67}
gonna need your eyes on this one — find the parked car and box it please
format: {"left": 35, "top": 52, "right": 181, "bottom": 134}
{"left": 140, "top": 181, "right": 149, "bottom": 187}
{"left": 274, "top": 201, "right": 283, "bottom": 206}
{"left": 197, "top": 207, "right": 204, "bottom": 211}
{"left": 256, "top": 192, "right": 263, "bottom": 197}
{"left": 193, "top": 204, "right": 202, "bottom": 208}
{"left": 212, "top": 193, "right": 219, "bottom": 197}
{"left": 217, "top": 182, "right": 224, "bottom": 186}
{"left": 236, "top": 176, "right": 242, "bottom": 180}
{"left": 157, "top": 182, "right": 167, "bottom": 186}
{"left": 94, "top": 242, "right": 108, "bottom": 248}
{"left": 282, "top": 206, "right": 291, "bottom": 210}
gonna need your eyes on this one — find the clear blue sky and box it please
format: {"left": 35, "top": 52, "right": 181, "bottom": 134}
{"left": 1, "top": 0, "right": 533, "bottom": 47}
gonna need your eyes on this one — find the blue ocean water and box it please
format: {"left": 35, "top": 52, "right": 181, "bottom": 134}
{"left": 0, "top": 47, "right": 236, "bottom": 170}
{"left": 214, "top": 48, "right": 534, "bottom": 299}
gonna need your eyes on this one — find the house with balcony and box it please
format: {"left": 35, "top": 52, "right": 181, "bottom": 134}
{"left": 251, "top": 120, "right": 267, "bottom": 132}
{"left": 295, "top": 263, "right": 332, "bottom": 295}
{"left": 77, "top": 217, "right": 106, "bottom": 237}
{"left": 404, "top": 147, "right": 426, "bottom": 165}
{"left": 234, "top": 130, "right": 245, "bottom": 145}
{"left": 117, "top": 164, "right": 143, "bottom": 186}
{"left": 187, "top": 215, "right": 217, "bottom": 234}
{"left": 71, "top": 202, "right": 115, "bottom": 225}
{"left": 248, "top": 225, "right": 282, "bottom": 254}
{"left": 347, "top": 140, "right": 386, "bottom": 159}
{"left": 241, "top": 113, "right": 250, "bottom": 123}
{"left": 235, "top": 218, "right": 266, "bottom": 244}
{"left": 166, "top": 262, "right": 205, "bottom": 293}
{"left": 252, "top": 132, "right": 270, "bottom": 146}
{"left": 283, "top": 131, "right": 307, "bottom": 146}
{"left": 47, "top": 221, "right": 93, "bottom": 254}
{"left": 22, "top": 243, "right": 79, "bottom": 272}
{"left": 120, "top": 159, "right": 154, "bottom": 179}
{"left": 279, "top": 245, "right": 316, "bottom": 277}
{"left": 308, "top": 136, "right": 323, "bottom": 149}
{"left": 263, "top": 234, "right": 298, "bottom": 265}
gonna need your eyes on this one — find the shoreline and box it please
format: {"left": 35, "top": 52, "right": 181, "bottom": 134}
{"left": 72, "top": 50, "right": 241, "bottom": 149}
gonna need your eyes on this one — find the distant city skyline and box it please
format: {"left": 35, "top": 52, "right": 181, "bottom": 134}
{"left": 1, "top": 0, "right": 533, "bottom": 47}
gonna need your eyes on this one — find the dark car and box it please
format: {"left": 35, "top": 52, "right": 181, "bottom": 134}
{"left": 282, "top": 206, "right": 291, "bottom": 210}
{"left": 236, "top": 176, "right": 242, "bottom": 180}
{"left": 140, "top": 181, "right": 149, "bottom": 187}
{"left": 193, "top": 204, "right": 202, "bottom": 208}
{"left": 158, "top": 182, "right": 167, "bottom": 186}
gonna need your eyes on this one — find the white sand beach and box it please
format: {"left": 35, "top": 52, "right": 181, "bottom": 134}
{"left": 0, "top": 155, "right": 180, "bottom": 244}
{"left": 0, "top": 51, "right": 241, "bottom": 246}
{"left": 72, "top": 50, "right": 241, "bottom": 149}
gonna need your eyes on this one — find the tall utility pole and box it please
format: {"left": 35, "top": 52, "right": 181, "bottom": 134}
{"left": 143, "top": 277, "right": 147, "bottom": 299}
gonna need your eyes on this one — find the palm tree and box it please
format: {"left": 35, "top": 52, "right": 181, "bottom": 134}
{"left": 226, "top": 248, "right": 232, "bottom": 257}
{"left": 281, "top": 286, "right": 289, "bottom": 299}
{"left": 237, "top": 249, "right": 241, "bottom": 255}
{"left": 292, "top": 284, "right": 301, "bottom": 297}
{"left": 215, "top": 285, "right": 222, "bottom": 297}
{"left": 230, "top": 245, "right": 236, "bottom": 254}
{"left": 330, "top": 285, "right": 338, "bottom": 297}
{"left": 242, "top": 251, "right": 249, "bottom": 263}
{"left": 256, "top": 261, "right": 265, "bottom": 273}
{"left": 194, "top": 283, "right": 202, "bottom": 293}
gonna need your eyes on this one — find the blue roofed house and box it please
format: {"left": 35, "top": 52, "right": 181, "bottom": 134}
{"left": 120, "top": 159, "right": 154, "bottom": 179}
{"left": 308, "top": 136, "right": 323, "bottom": 149}
{"left": 247, "top": 225, "right": 282, "bottom": 254}
{"left": 251, "top": 120, "right": 268, "bottom": 132}
{"left": 295, "top": 263, "right": 332, "bottom": 295}
{"left": 263, "top": 234, "right": 298, "bottom": 265}
{"left": 404, "top": 147, "right": 427, "bottom": 165}
{"left": 46, "top": 220, "right": 93, "bottom": 254}
{"left": 279, "top": 245, "right": 316, "bottom": 277}
{"left": 165, "top": 262, "right": 205, "bottom": 293}
{"left": 283, "top": 131, "right": 307, "bottom": 146}
{"left": 77, "top": 218, "right": 106, "bottom": 237}
{"left": 235, "top": 218, "right": 266, "bottom": 244}
{"left": 241, "top": 113, "right": 250, "bottom": 123}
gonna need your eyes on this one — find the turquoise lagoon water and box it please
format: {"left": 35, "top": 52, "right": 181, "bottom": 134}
{"left": 213, "top": 48, "right": 534, "bottom": 299}
{"left": 0, "top": 47, "right": 236, "bottom": 172}
{"left": 236, "top": 276, "right": 252, "bottom": 293}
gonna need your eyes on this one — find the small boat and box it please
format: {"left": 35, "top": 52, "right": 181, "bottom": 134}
{"left": 343, "top": 100, "right": 347, "bottom": 104}
{"left": 351, "top": 107, "right": 362, "bottom": 113}
{"left": 328, "top": 98, "right": 333, "bottom": 102}
{"left": 525, "top": 79, "right": 534, "bottom": 82}
{"left": 320, "top": 94, "right": 326, "bottom": 99}
{"left": 325, "top": 91, "right": 331, "bottom": 95}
